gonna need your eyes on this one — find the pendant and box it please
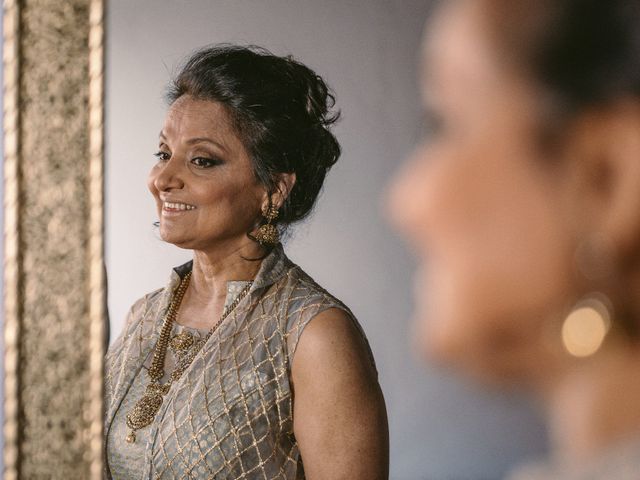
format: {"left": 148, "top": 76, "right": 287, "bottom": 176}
{"left": 170, "top": 331, "right": 194, "bottom": 353}
{"left": 125, "top": 383, "right": 170, "bottom": 438}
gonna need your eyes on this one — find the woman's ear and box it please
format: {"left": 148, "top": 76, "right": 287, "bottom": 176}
{"left": 560, "top": 101, "right": 640, "bottom": 258}
{"left": 270, "top": 173, "right": 297, "bottom": 210}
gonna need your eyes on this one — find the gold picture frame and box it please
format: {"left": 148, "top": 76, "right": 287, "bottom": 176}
{"left": 3, "top": 0, "right": 106, "bottom": 477}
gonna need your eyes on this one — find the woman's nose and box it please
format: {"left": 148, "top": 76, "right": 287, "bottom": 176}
{"left": 153, "top": 156, "right": 185, "bottom": 191}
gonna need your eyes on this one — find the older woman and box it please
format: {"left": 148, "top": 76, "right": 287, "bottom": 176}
{"left": 390, "top": 0, "right": 640, "bottom": 478}
{"left": 105, "top": 45, "right": 388, "bottom": 479}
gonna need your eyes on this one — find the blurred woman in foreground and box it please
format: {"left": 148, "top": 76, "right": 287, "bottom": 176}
{"left": 390, "top": 0, "right": 640, "bottom": 478}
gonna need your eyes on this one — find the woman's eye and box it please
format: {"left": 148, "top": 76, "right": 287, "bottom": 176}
{"left": 191, "top": 157, "right": 220, "bottom": 168}
{"left": 153, "top": 151, "right": 170, "bottom": 162}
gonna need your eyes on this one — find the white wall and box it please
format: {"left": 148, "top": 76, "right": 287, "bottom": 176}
{"left": 105, "top": 1, "right": 547, "bottom": 478}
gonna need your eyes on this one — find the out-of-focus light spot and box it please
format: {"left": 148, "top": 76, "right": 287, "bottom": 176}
{"left": 561, "top": 295, "right": 611, "bottom": 358}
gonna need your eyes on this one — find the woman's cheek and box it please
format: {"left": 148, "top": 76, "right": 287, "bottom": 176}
{"left": 412, "top": 259, "right": 467, "bottom": 364}
{"left": 404, "top": 152, "right": 485, "bottom": 361}
{"left": 417, "top": 173, "right": 574, "bottom": 374}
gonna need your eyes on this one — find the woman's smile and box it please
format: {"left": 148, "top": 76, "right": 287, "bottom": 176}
{"left": 161, "top": 201, "right": 197, "bottom": 214}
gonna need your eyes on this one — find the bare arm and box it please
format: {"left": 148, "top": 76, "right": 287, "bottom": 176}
{"left": 291, "top": 308, "right": 389, "bottom": 480}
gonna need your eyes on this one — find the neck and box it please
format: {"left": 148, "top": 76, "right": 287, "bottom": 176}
{"left": 189, "top": 239, "right": 265, "bottom": 305}
{"left": 544, "top": 341, "right": 640, "bottom": 468}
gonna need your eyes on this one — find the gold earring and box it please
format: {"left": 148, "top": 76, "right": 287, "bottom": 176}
{"left": 561, "top": 293, "right": 612, "bottom": 358}
{"left": 254, "top": 204, "right": 280, "bottom": 246}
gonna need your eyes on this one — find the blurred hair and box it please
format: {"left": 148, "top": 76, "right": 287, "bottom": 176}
{"left": 483, "top": 0, "right": 640, "bottom": 334}
{"left": 167, "top": 44, "right": 341, "bottom": 229}
{"left": 484, "top": 0, "right": 640, "bottom": 116}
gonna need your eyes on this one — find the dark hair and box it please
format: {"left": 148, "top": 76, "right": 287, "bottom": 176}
{"left": 484, "top": 0, "right": 640, "bottom": 116}
{"left": 167, "top": 44, "right": 341, "bottom": 232}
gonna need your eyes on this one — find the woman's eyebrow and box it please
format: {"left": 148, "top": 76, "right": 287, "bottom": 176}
{"left": 185, "top": 137, "right": 228, "bottom": 153}
{"left": 157, "top": 132, "right": 228, "bottom": 153}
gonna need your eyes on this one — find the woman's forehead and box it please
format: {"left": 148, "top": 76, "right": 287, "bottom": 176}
{"left": 422, "top": 2, "right": 502, "bottom": 100}
{"left": 162, "top": 97, "right": 238, "bottom": 144}
{"left": 165, "top": 97, "right": 227, "bottom": 126}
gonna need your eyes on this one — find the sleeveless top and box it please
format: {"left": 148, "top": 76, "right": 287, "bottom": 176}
{"left": 104, "top": 246, "right": 372, "bottom": 479}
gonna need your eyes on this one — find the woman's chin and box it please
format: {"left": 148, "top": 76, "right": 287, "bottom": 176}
{"left": 158, "top": 230, "right": 193, "bottom": 250}
{"left": 415, "top": 326, "right": 534, "bottom": 388}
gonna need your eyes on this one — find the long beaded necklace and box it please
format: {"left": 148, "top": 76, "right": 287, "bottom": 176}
{"left": 125, "top": 271, "right": 253, "bottom": 443}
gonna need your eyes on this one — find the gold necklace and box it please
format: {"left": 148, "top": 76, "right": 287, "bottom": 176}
{"left": 125, "top": 271, "right": 253, "bottom": 443}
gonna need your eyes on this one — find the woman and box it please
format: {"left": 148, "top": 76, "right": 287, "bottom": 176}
{"left": 105, "top": 45, "right": 388, "bottom": 479}
{"left": 390, "top": 0, "right": 640, "bottom": 478}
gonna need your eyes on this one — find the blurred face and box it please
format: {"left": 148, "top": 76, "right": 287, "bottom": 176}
{"left": 389, "top": 0, "right": 578, "bottom": 383}
{"left": 148, "top": 95, "right": 266, "bottom": 253}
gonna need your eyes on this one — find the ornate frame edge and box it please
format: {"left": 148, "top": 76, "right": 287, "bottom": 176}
{"left": 3, "top": 0, "right": 21, "bottom": 478}
{"left": 88, "top": 0, "right": 106, "bottom": 477}
{"left": 3, "top": 0, "right": 107, "bottom": 476}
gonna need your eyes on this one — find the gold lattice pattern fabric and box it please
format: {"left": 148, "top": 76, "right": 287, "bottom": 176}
{"left": 104, "top": 246, "right": 374, "bottom": 479}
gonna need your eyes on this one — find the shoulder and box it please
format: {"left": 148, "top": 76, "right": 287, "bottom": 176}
{"left": 124, "top": 287, "right": 166, "bottom": 332}
{"left": 107, "top": 287, "right": 166, "bottom": 354}
{"left": 274, "top": 262, "right": 376, "bottom": 370}
{"left": 289, "top": 308, "right": 383, "bottom": 437}
{"left": 112, "top": 262, "right": 189, "bottom": 341}
{"left": 278, "top": 263, "right": 350, "bottom": 313}
{"left": 289, "top": 307, "right": 389, "bottom": 479}
{"left": 275, "top": 263, "right": 350, "bottom": 332}
{"left": 292, "top": 307, "right": 373, "bottom": 372}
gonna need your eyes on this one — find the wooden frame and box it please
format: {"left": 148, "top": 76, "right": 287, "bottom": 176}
{"left": 3, "top": 0, "right": 106, "bottom": 477}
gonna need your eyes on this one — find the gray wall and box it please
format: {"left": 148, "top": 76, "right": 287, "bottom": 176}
{"left": 105, "top": 1, "right": 547, "bottom": 478}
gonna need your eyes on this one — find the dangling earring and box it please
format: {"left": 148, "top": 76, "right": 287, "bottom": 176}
{"left": 561, "top": 293, "right": 612, "bottom": 358}
{"left": 253, "top": 204, "right": 280, "bottom": 246}
{"left": 562, "top": 234, "right": 615, "bottom": 358}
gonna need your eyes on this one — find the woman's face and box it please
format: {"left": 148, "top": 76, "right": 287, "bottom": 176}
{"left": 148, "top": 95, "right": 266, "bottom": 253}
{"left": 389, "top": 1, "right": 577, "bottom": 382}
